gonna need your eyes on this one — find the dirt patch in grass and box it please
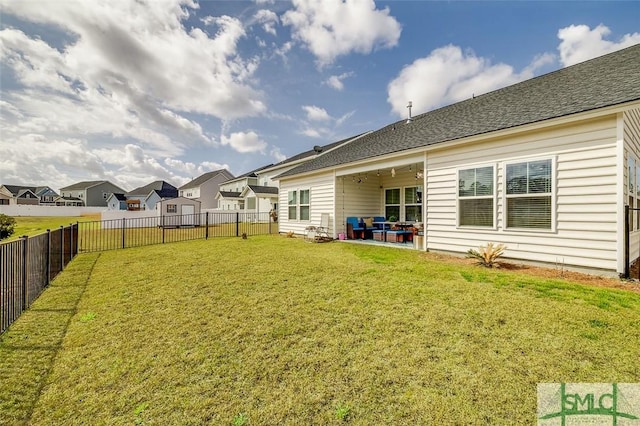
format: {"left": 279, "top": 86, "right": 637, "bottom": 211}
{"left": 422, "top": 251, "right": 640, "bottom": 294}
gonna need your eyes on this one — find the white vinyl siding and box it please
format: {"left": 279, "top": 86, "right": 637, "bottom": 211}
{"left": 280, "top": 173, "right": 335, "bottom": 236}
{"left": 426, "top": 116, "right": 618, "bottom": 271}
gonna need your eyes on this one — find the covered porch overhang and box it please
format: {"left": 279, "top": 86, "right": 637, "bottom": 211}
{"left": 333, "top": 152, "right": 427, "bottom": 250}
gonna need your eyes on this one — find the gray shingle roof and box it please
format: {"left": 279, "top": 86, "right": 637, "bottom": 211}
{"left": 218, "top": 191, "right": 242, "bottom": 198}
{"left": 265, "top": 134, "right": 366, "bottom": 172}
{"left": 128, "top": 180, "right": 177, "bottom": 198}
{"left": 247, "top": 185, "right": 278, "bottom": 195}
{"left": 59, "top": 180, "right": 107, "bottom": 191}
{"left": 179, "top": 169, "right": 233, "bottom": 190}
{"left": 280, "top": 44, "right": 640, "bottom": 178}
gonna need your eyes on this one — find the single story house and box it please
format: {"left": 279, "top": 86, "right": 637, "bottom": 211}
{"left": 157, "top": 197, "right": 202, "bottom": 227}
{"left": 276, "top": 44, "right": 640, "bottom": 276}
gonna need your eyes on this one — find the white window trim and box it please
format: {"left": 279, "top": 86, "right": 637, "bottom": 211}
{"left": 384, "top": 187, "right": 401, "bottom": 221}
{"left": 456, "top": 163, "right": 497, "bottom": 230}
{"left": 287, "top": 188, "right": 310, "bottom": 222}
{"left": 503, "top": 156, "right": 557, "bottom": 233}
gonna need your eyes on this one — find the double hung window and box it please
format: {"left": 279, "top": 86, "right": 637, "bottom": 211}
{"left": 505, "top": 159, "right": 552, "bottom": 229}
{"left": 458, "top": 166, "right": 494, "bottom": 227}
{"left": 385, "top": 188, "right": 400, "bottom": 221}
{"left": 288, "top": 189, "right": 310, "bottom": 221}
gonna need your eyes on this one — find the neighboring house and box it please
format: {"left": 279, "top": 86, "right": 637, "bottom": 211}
{"left": 0, "top": 184, "right": 59, "bottom": 205}
{"left": 216, "top": 164, "right": 273, "bottom": 212}
{"left": 54, "top": 196, "right": 83, "bottom": 207}
{"left": 276, "top": 44, "right": 640, "bottom": 276}
{"left": 179, "top": 169, "right": 234, "bottom": 209}
{"left": 106, "top": 193, "right": 127, "bottom": 210}
{"left": 127, "top": 180, "right": 178, "bottom": 211}
{"left": 246, "top": 136, "right": 364, "bottom": 215}
{"left": 59, "top": 180, "right": 127, "bottom": 207}
{"left": 157, "top": 197, "right": 201, "bottom": 227}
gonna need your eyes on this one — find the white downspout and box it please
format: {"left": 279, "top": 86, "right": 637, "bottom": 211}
{"left": 616, "top": 112, "right": 626, "bottom": 275}
{"left": 423, "top": 150, "right": 428, "bottom": 251}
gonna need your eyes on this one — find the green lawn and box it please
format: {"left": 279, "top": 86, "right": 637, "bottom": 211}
{"left": 7, "top": 215, "right": 99, "bottom": 241}
{"left": 1, "top": 236, "right": 639, "bottom": 425}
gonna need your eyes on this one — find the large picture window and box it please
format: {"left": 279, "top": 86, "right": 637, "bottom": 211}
{"left": 287, "top": 189, "right": 310, "bottom": 221}
{"left": 506, "top": 159, "right": 552, "bottom": 229}
{"left": 458, "top": 166, "right": 494, "bottom": 227}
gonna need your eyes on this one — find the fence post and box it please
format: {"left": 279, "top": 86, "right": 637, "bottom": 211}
{"left": 60, "top": 226, "right": 64, "bottom": 271}
{"left": 624, "top": 204, "right": 630, "bottom": 278}
{"left": 205, "top": 212, "right": 209, "bottom": 240}
{"left": 46, "top": 229, "right": 51, "bottom": 286}
{"left": 122, "top": 218, "right": 126, "bottom": 249}
{"left": 69, "top": 223, "right": 74, "bottom": 261}
{"left": 236, "top": 212, "right": 239, "bottom": 237}
{"left": 21, "top": 235, "right": 28, "bottom": 310}
{"left": 268, "top": 214, "right": 272, "bottom": 234}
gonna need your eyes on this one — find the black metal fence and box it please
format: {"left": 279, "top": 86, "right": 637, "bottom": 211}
{"left": 0, "top": 212, "right": 276, "bottom": 334}
{"left": 78, "top": 211, "right": 276, "bottom": 252}
{"left": 1, "top": 224, "right": 78, "bottom": 334}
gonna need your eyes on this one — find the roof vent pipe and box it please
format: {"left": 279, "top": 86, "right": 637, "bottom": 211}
{"left": 406, "top": 101, "right": 412, "bottom": 124}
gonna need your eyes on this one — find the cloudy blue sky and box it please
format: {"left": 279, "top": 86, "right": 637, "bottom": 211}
{"left": 1, "top": 0, "right": 639, "bottom": 192}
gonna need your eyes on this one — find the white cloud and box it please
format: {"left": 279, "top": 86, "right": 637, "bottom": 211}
{"left": 557, "top": 24, "right": 640, "bottom": 67}
{"left": 0, "top": 1, "right": 267, "bottom": 154}
{"left": 221, "top": 131, "right": 267, "bottom": 153}
{"left": 325, "top": 71, "right": 354, "bottom": 91}
{"left": 301, "top": 128, "right": 323, "bottom": 138}
{"left": 282, "top": 0, "right": 401, "bottom": 66}
{"left": 336, "top": 110, "right": 356, "bottom": 126}
{"left": 0, "top": 0, "right": 270, "bottom": 188}
{"left": 387, "top": 45, "right": 549, "bottom": 117}
{"left": 270, "top": 146, "right": 287, "bottom": 162}
{"left": 253, "top": 9, "right": 279, "bottom": 36}
{"left": 302, "top": 105, "right": 331, "bottom": 121}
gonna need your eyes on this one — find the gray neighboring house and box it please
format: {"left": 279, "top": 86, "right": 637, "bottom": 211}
{"left": 59, "top": 180, "right": 127, "bottom": 207}
{"left": 0, "top": 184, "right": 59, "bottom": 205}
{"left": 179, "top": 169, "right": 234, "bottom": 209}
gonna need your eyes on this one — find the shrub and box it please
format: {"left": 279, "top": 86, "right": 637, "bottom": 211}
{"left": 0, "top": 214, "right": 16, "bottom": 240}
{"left": 466, "top": 242, "right": 506, "bottom": 268}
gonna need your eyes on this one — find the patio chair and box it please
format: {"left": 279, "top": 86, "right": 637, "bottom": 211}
{"left": 305, "top": 213, "right": 332, "bottom": 242}
{"left": 346, "top": 216, "right": 365, "bottom": 239}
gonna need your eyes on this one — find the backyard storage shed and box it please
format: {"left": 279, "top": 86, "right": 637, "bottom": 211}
{"left": 276, "top": 44, "right": 640, "bottom": 276}
{"left": 157, "top": 197, "right": 201, "bottom": 227}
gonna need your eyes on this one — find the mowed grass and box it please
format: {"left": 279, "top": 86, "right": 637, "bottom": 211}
{"left": 8, "top": 215, "right": 99, "bottom": 240}
{"left": 1, "top": 236, "right": 639, "bottom": 425}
